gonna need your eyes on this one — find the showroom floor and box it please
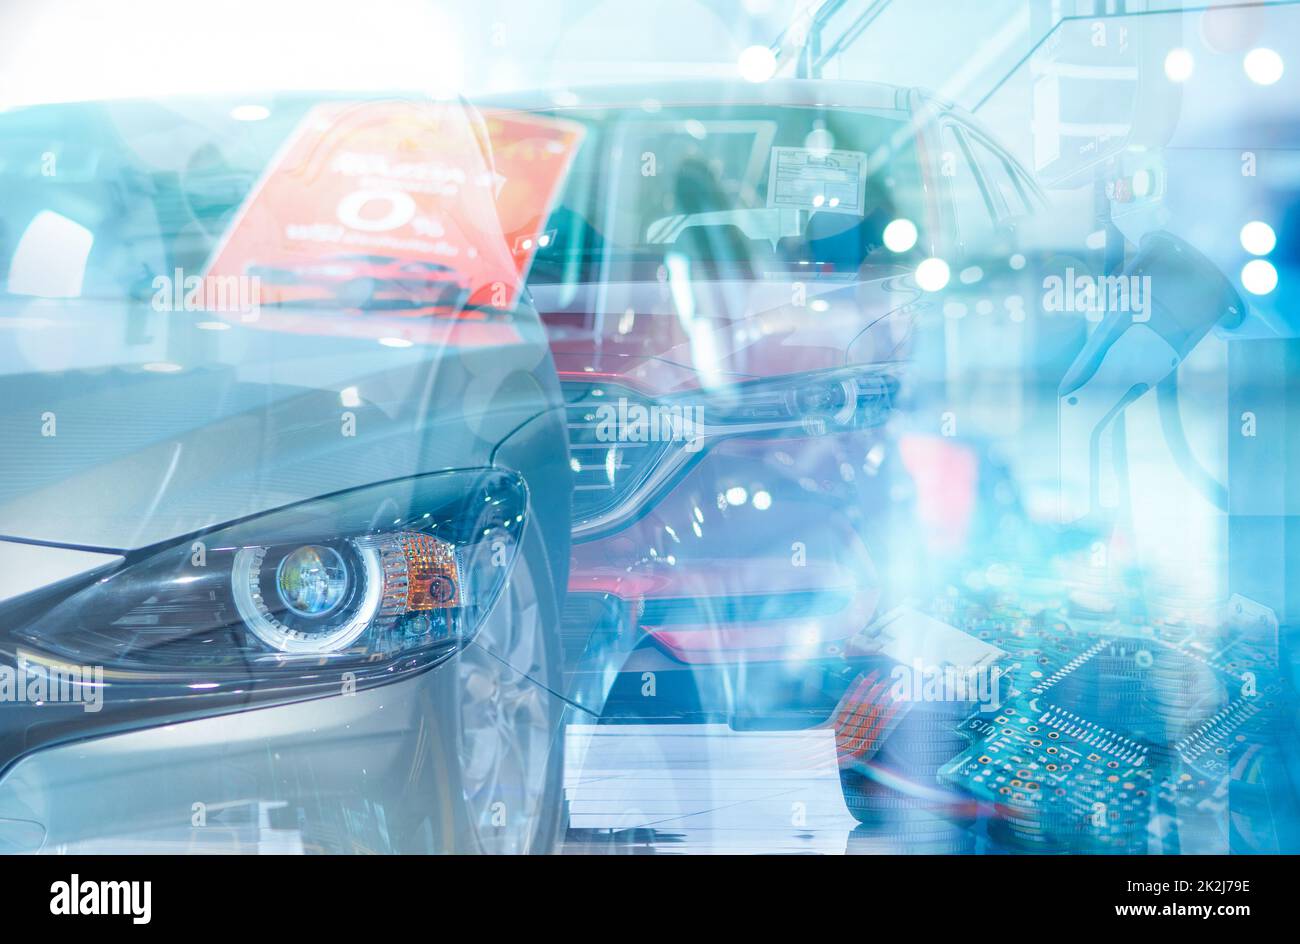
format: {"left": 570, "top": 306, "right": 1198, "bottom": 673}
{"left": 559, "top": 723, "right": 860, "bottom": 854}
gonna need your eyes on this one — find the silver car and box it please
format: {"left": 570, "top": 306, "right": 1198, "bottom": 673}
{"left": 0, "top": 95, "right": 572, "bottom": 853}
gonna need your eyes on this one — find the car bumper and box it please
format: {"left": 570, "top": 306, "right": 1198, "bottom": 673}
{"left": 0, "top": 648, "right": 564, "bottom": 854}
{"left": 561, "top": 429, "right": 907, "bottom": 725}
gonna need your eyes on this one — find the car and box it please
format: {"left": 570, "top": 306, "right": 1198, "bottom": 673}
{"left": 0, "top": 94, "right": 572, "bottom": 853}
{"left": 490, "top": 78, "right": 1048, "bottom": 820}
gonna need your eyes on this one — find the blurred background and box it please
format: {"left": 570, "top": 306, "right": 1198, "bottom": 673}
{"left": 2, "top": 0, "right": 1297, "bottom": 853}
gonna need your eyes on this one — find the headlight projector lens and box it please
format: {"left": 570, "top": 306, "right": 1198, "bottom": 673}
{"left": 275, "top": 544, "right": 350, "bottom": 617}
{"left": 232, "top": 542, "right": 383, "bottom": 654}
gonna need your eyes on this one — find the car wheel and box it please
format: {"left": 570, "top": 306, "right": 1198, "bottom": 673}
{"left": 457, "top": 526, "right": 565, "bottom": 853}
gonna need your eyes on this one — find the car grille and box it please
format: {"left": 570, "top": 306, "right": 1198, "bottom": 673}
{"left": 563, "top": 382, "right": 677, "bottom": 532}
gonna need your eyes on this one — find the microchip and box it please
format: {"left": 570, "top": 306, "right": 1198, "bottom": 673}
{"left": 940, "top": 701, "right": 1156, "bottom": 852}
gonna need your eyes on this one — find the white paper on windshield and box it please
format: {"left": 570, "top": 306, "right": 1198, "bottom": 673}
{"left": 766, "top": 147, "right": 869, "bottom": 216}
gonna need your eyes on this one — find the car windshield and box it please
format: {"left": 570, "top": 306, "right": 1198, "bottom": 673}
{"left": 527, "top": 104, "right": 926, "bottom": 285}
{"left": 0, "top": 97, "right": 312, "bottom": 301}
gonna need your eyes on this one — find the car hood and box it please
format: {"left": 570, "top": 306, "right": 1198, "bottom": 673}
{"left": 533, "top": 268, "right": 923, "bottom": 394}
{"left": 0, "top": 299, "right": 557, "bottom": 551}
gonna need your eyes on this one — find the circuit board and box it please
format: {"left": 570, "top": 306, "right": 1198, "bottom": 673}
{"left": 921, "top": 592, "right": 1285, "bottom": 852}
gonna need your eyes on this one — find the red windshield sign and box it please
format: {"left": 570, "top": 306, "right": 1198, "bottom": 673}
{"left": 204, "top": 99, "right": 582, "bottom": 339}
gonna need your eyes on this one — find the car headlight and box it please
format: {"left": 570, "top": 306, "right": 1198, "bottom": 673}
{"left": 687, "top": 365, "right": 897, "bottom": 436}
{"left": 11, "top": 469, "right": 527, "bottom": 684}
{"left": 565, "top": 365, "right": 897, "bottom": 537}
